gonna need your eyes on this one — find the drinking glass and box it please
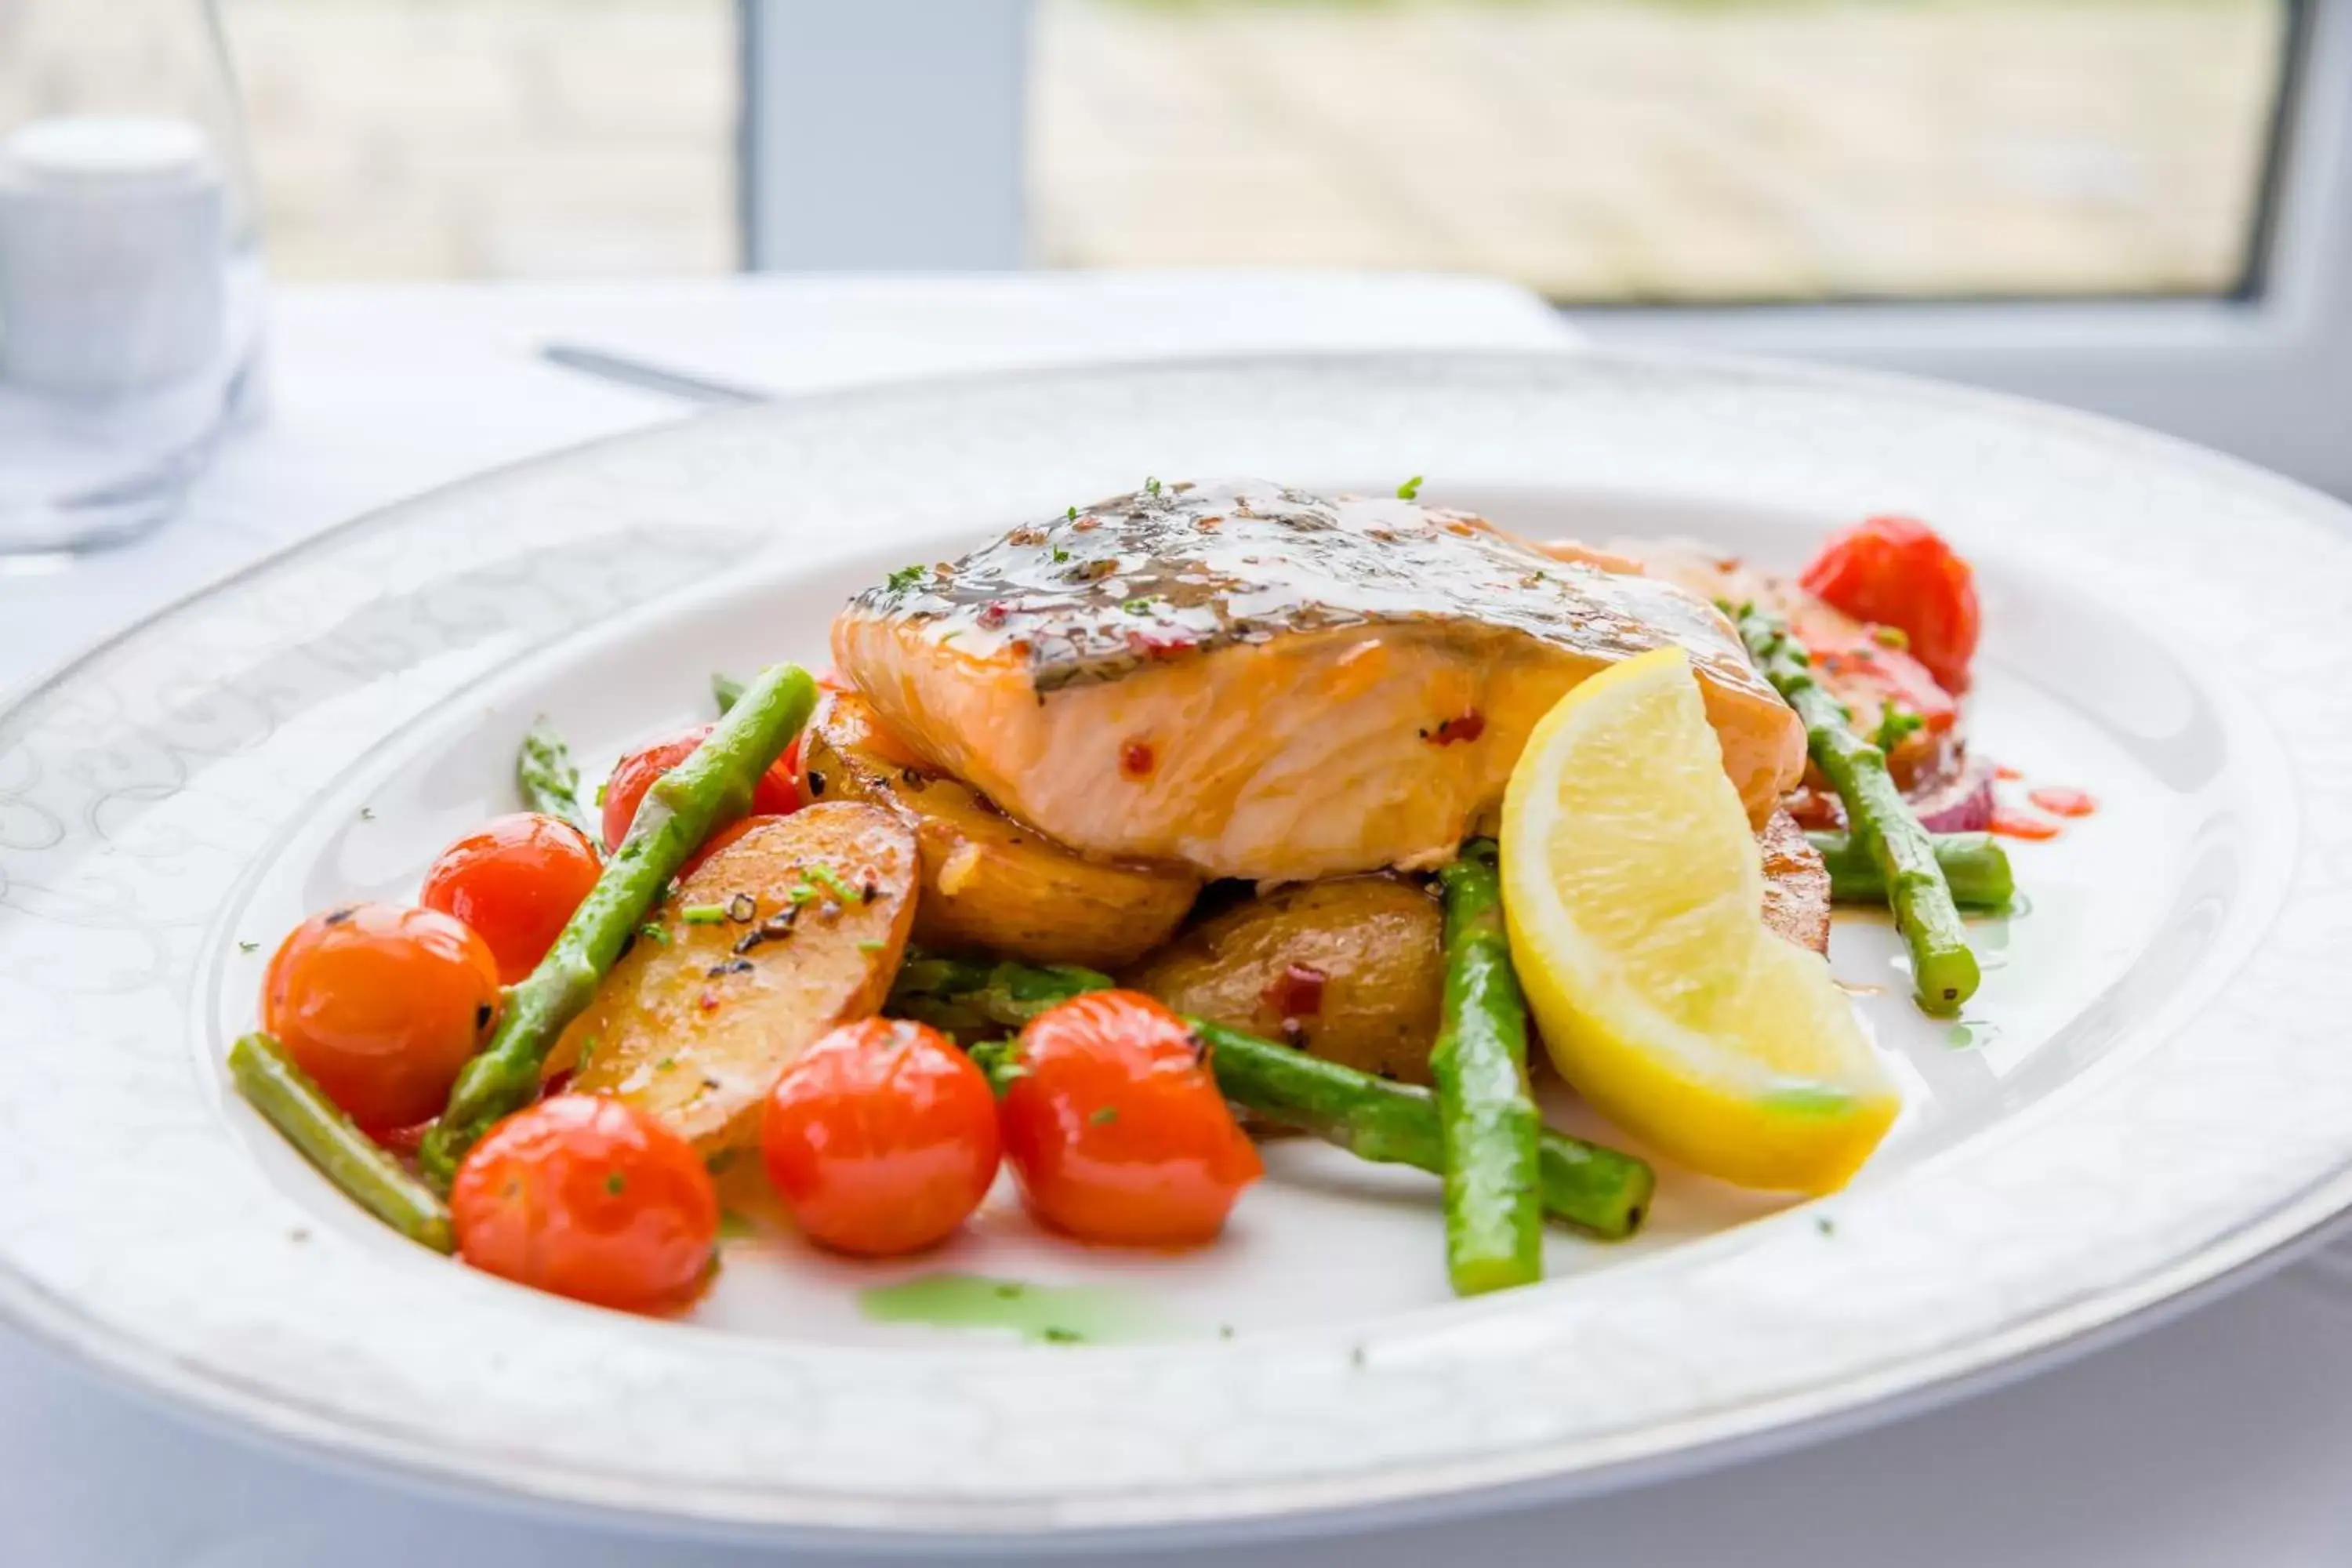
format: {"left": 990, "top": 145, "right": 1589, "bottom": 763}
{"left": 0, "top": 0, "right": 267, "bottom": 555}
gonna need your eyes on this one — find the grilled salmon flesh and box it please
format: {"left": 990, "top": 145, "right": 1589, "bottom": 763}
{"left": 833, "top": 479, "right": 1806, "bottom": 882}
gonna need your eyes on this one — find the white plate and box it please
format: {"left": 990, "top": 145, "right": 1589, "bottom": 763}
{"left": 1, "top": 351, "right": 2345, "bottom": 1547}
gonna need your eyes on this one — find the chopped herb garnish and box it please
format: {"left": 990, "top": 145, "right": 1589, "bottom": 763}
{"left": 681, "top": 903, "right": 729, "bottom": 925}
{"left": 885, "top": 563, "right": 927, "bottom": 593}
{"left": 1065, "top": 506, "right": 1079, "bottom": 521}
{"left": 1051, "top": 546, "right": 1070, "bottom": 563}
{"left": 593, "top": 781, "right": 608, "bottom": 807}
{"left": 1396, "top": 474, "right": 1424, "bottom": 501}
{"left": 237, "top": 940, "right": 259, "bottom": 954}
{"left": 1815, "top": 1214, "right": 1837, "bottom": 1237}
{"left": 1871, "top": 703, "right": 1925, "bottom": 755}
{"left": 1871, "top": 623, "right": 1911, "bottom": 649}
{"left": 604, "top": 1171, "right": 626, "bottom": 1196}
{"left": 1040, "top": 1325, "right": 1084, "bottom": 1345}
{"left": 805, "top": 861, "right": 861, "bottom": 903}
{"left": 576, "top": 1034, "right": 599, "bottom": 1073}
{"left": 637, "top": 921, "right": 669, "bottom": 945}
{"left": 1090, "top": 1105, "right": 1120, "bottom": 1126}
{"left": 655, "top": 1055, "right": 676, "bottom": 1070}
{"left": 358, "top": 806, "right": 376, "bottom": 821}
{"left": 1144, "top": 476, "right": 1162, "bottom": 496}
{"left": 716, "top": 1210, "right": 756, "bottom": 1240}
{"left": 1121, "top": 597, "right": 1155, "bottom": 615}
{"left": 856, "top": 939, "right": 886, "bottom": 953}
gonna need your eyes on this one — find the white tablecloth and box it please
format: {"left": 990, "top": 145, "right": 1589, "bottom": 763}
{"left": 7, "top": 273, "right": 2349, "bottom": 1567}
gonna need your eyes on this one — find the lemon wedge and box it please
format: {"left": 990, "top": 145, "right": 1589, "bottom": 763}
{"left": 1501, "top": 647, "right": 1897, "bottom": 1193}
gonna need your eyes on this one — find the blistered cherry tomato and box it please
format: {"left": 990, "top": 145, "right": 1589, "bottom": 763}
{"left": 1799, "top": 514, "right": 1980, "bottom": 694}
{"left": 450, "top": 1095, "right": 717, "bottom": 1312}
{"left": 999, "top": 990, "right": 1261, "bottom": 1247}
{"left": 419, "top": 812, "right": 602, "bottom": 983}
{"left": 760, "top": 1018, "right": 1000, "bottom": 1256}
{"left": 262, "top": 902, "right": 500, "bottom": 1130}
{"left": 600, "top": 726, "right": 804, "bottom": 852}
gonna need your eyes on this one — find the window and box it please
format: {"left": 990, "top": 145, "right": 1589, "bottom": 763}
{"left": 218, "top": 0, "right": 738, "bottom": 278}
{"left": 1027, "top": 0, "right": 2296, "bottom": 306}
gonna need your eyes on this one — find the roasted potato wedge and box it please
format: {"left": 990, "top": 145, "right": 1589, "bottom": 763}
{"left": 1127, "top": 874, "right": 1444, "bottom": 1084}
{"left": 805, "top": 691, "right": 1200, "bottom": 969}
{"left": 1759, "top": 808, "right": 1831, "bottom": 956}
{"left": 565, "top": 801, "right": 917, "bottom": 1152}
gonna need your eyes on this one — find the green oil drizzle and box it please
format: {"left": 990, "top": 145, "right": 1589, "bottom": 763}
{"left": 1759, "top": 1081, "right": 1857, "bottom": 1119}
{"left": 1944, "top": 1018, "right": 2003, "bottom": 1050}
{"left": 858, "top": 1273, "right": 1171, "bottom": 1345}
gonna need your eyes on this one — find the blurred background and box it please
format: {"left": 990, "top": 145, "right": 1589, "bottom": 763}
{"left": 212, "top": 0, "right": 2292, "bottom": 303}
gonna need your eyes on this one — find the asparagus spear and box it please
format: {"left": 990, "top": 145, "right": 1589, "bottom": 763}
{"left": 711, "top": 672, "right": 744, "bottom": 714}
{"left": 420, "top": 662, "right": 819, "bottom": 1183}
{"left": 228, "top": 1033, "right": 454, "bottom": 1253}
{"left": 1809, "top": 829, "right": 2013, "bottom": 910}
{"left": 898, "top": 959, "right": 1652, "bottom": 1237}
{"left": 516, "top": 717, "right": 597, "bottom": 840}
{"left": 1196, "top": 1022, "right": 1650, "bottom": 1240}
{"left": 1432, "top": 842, "right": 1543, "bottom": 1294}
{"left": 1737, "top": 607, "right": 1980, "bottom": 1014}
{"left": 888, "top": 951, "right": 1117, "bottom": 1037}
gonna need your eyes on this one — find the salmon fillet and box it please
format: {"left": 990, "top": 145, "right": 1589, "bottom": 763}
{"left": 833, "top": 479, "right": 1806, "bottom": 883}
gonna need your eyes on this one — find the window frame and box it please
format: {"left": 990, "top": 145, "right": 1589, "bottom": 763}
{"left": 738, "top": 0, "right": 1029, "bottom": 271}
{"left": 741, "top": 0, "right": 2352, "bottom": 494}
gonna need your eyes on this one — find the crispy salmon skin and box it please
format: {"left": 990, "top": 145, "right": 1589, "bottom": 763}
{"left": 833, "top": 478, "right": 1804, "bottom": 882}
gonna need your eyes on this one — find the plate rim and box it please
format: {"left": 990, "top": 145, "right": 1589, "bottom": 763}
{"left": 3, "top": 343, "right": 2347, "bottom": 1543}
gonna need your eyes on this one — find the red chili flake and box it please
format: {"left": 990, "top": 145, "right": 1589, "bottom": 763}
{"left": 1120, "top": 740, "right": 1156, "bottom": 779}
{"left": 1263, "top": 962, "right": 1327, "bottom": 1022}
{"left": 2028, "top": 786, "right": 2096, "bottom": 818}
{"left": 1428, "top": 712, "right": 1486, "bottom": 746}
{"left": 975, "top": 602, "right": 1009, "bottom": 629}
{"left": 697, "top": 988, "right": 722, "bottom": 1012}
{"left": 1124, "top": 629, "right": 1197, "bottom": 661}
{"left": 1994, "top": 764, "right": 2023, "bottom": 782}
{"left": 1990, "top": 807, "right": 2062, "bottom": 841}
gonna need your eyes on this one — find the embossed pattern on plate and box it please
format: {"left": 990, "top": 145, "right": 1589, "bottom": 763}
{"left": 0, "top": 352, "right": 2342, "bottom": 1543}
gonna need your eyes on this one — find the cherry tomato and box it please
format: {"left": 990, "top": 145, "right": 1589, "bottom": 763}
{"left": 419, "top": 812, "right": 602, "bottom": 983}
{"left": 1798, "top": 514, "right": 1980, "bottom": 694}
{"left": 600, "top": 726, "right": 805, "bottom": 853}
{"left": 760, "top": 1018, "right": 1000, "bottom": 1256}
{"left": 450, "top": 1095, "right": 717, "bottom": 1312}
{"left": 262, "top": 902, "right": 501, "bottom": 1131}
{"left": 999, "top": 990, "right": 1261, "bottom": 1247}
